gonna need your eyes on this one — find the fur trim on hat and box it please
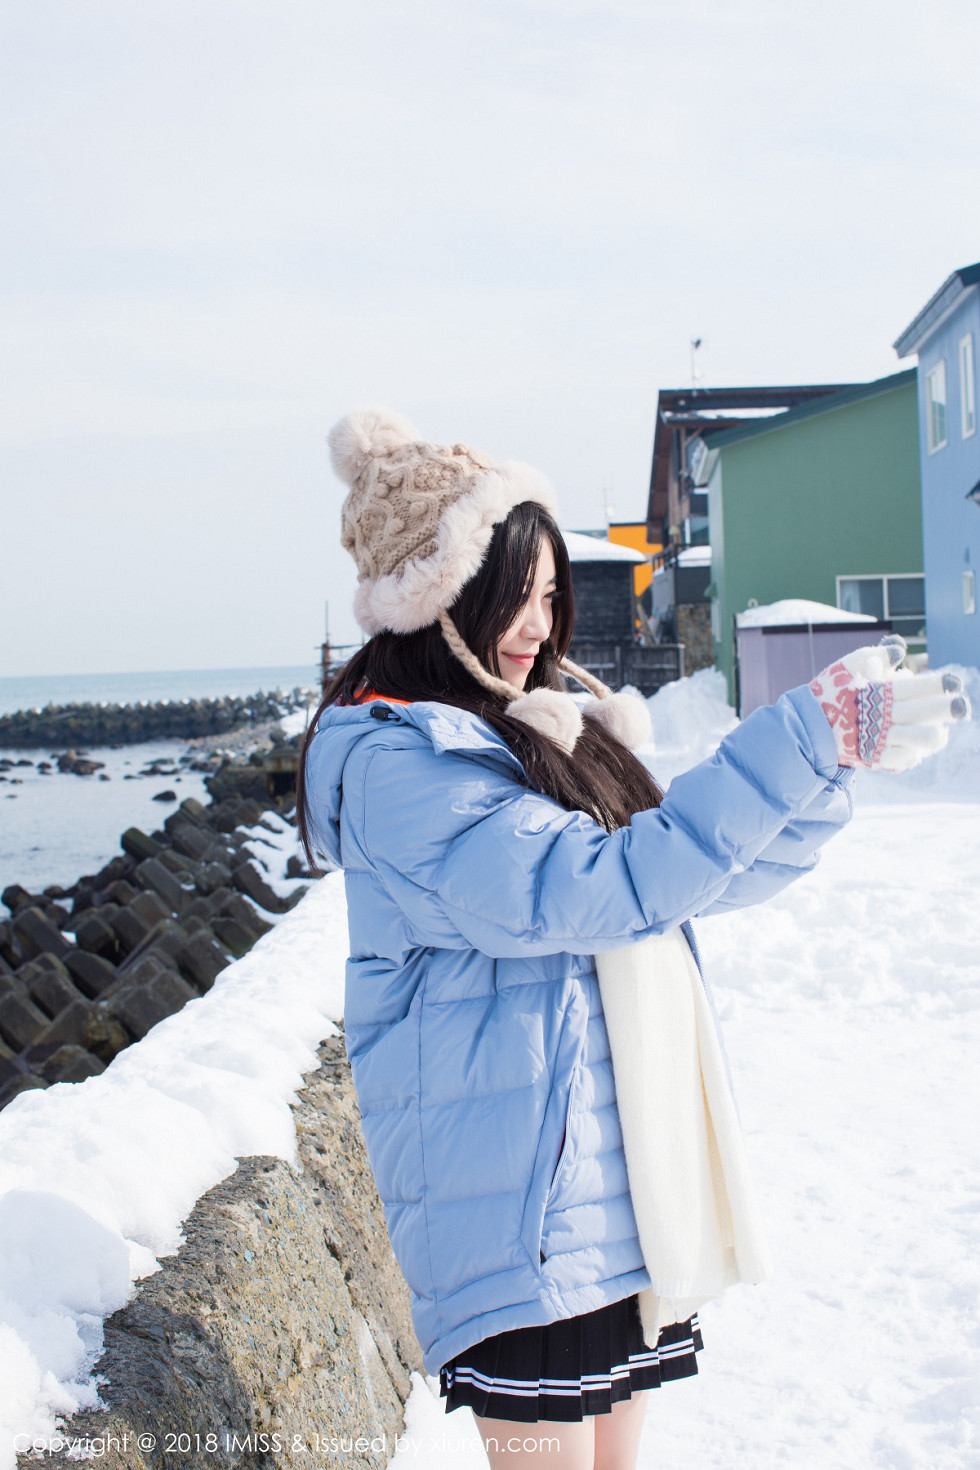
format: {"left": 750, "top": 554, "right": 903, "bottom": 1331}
{"left": 354, "top": 460, "right": 560, "bottom": 635}
{"left": 328, "top": 406, "right": 421, "bottom": 487}
{"left": 583, "top": 690, "right": 653, "bottom": 750}
{"left": 508, "top": 687, "right": 585, "bottom": 755}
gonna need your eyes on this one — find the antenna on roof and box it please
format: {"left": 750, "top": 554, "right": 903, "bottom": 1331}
{"left": 690, "top": 337, "right": 703, "bottom": 390}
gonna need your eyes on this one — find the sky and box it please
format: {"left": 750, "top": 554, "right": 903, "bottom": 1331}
{"left": 2, "top": 0, "right": 979, "bottom": 675}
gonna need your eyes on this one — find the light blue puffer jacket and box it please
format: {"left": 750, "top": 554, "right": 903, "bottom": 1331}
{"left": 303, "top": 686, "right": 853, "bottom": 1374}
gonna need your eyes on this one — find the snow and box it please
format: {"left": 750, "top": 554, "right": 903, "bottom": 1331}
{"left": 0, "top": 869, "right": 349, "bottom": 1466}
{"left": 1, "top": 666, "right": 978, "bottom": 1470}
{"left": 562, "top": 530, "right": 646, "bottom": 563}
{"left": 736, "top": 598, "right": 880, "bottom": 628}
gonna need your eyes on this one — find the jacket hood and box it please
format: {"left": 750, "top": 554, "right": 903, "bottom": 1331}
{"left": 303, "top": 699, "right": 526, "bottom": 869}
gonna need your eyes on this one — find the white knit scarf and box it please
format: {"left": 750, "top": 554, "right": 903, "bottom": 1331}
{"left": 595, "top": 929, "right": 773, "bottom": 1346}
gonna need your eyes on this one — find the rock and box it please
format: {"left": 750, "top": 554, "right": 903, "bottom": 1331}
{"left": 194, "top": 860, "right": 233, "bottom": 897}
{"left": 166, "top": 821, "right": 215, "bottom": 863}
{"left": 0, "top": 1072, "right": 46, "bottom": 1109}
{"left": 0, "top": 991, "right": 52, "bottom": 1050}
{"left": 120, "top": 827, "right": 164, "bottom": 863}
{"left": 71, "top": 758, "right": 105, "bottom": 777}
{"left": 64, "top": 950, "right": 118, "bottom": 999}
{"left": 103, "top": 879, "right": 138, "bottom": 906}
{"left": 218, "top": 892, "right": 273, "bottom": 943}
{"left": 129, "top": 889, "right": 171, "bottom": 927}
{"left": 109, "top": 963, "right": 197, "bottom": 1040}
{"left": 2, "top": 883, "right": 35, "bottom": 915}
{"left": 73, "top": 911, "right": 120, "bottom": 962}
{"left": 17, "top": 955, "right": 82, "bottom": 1018}
{"left": 37, "top": 1044, "right": 106, "bottom": 1085}
{"left": 285, "top": 854, "right": 311, "bottom": 879}
{"left": 231, "top": 860, "right": 292, "bottom": 915}
{"left": 92, "top": 854, "right": 136, "bottom": 890}
{"left": 117, "top": 918, "right": 191, "bottom": 974}
{"left": 156, "top": 847, "right": 196, "bottom": 876}
{"left": 152, "top": 789, "right": 178, "bottom": 802}
{"left": 35, "top": 998, "right": 129, "bottom": 1063}
{"left": 209, "top": 914, "right": 257, "bottom": 960}
{"left": 0, "top": 920, "right": 30, "bottom": 970}
{"left": 12, "top": 905, "right": 73, "bottom": 962}
{"left": 176, "top": 931, "right": 231, "bottom": 994}
{"left": 108, "top": 905, "right": 152, "bottom": 957}
{"left": 134, "top": 857, "right": 193, "bottom": 914}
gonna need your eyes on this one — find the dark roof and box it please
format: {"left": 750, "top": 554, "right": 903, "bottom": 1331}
{"left": 700, "top": 369, "right": 916, "bottom": 450}
{"left": 647, "top": 383, "right": 853, "bottom": 528}
{"left": 893, "top": 263, "right": 980, "bottom": 358}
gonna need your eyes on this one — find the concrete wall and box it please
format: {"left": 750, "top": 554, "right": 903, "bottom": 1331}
{"left": 17, "top": 1031, "right": 423, "bottom": 1470}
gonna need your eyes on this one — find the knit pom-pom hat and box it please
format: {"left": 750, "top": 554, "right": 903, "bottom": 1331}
{"left": 329, "top": 406, "right": 651, "bottom": 754}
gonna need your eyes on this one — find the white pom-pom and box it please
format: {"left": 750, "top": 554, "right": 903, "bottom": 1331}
{"left": 583, "top": 691, "right": 652, "bottom": 750}
{"left": 327, "top": 406, "right": 420, "bottom": 487}
{"left": 509, "top": 688, "right": 584, "bottom": 754}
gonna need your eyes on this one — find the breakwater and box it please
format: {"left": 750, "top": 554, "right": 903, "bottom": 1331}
{"left": 0, "top": 749, "right": 313, "bottom": 1110}
{"left": 0, "top": 689, "right": 315, "bottom": 751}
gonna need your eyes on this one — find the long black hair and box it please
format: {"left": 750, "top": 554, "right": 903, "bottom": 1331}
{"left": 296, "top": 502, "right": 661, "bottom": 870}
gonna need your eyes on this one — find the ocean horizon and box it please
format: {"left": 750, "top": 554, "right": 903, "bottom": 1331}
{"left": 0, "top": 663, "right": 324, "bottom": 718}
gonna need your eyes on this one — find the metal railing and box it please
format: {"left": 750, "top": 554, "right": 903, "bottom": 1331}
{"left": 567, "top": 642, "right": 684, "bottom": 696}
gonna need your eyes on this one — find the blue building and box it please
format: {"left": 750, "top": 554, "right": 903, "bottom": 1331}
{"left": 894, "top": 264, "right": 980, "bottom": 668}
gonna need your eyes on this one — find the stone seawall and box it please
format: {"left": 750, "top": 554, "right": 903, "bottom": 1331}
{"left": 0, "top": 691, "right": 312, "bottom": 752}
{"left": 15, "top": 1030, "right": 424, "bottom": 1470}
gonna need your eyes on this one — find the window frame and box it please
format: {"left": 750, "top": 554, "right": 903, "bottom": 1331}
{"left": 960, "top": 333, "right": 976, "bottom": 439}
{"left": 835, "top": 573, "right": 926, "bottom": 643}
{"left": 925, "top": 359, "right": 948, "bottom": 452}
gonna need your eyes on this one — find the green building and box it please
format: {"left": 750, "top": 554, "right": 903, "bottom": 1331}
{"left": 697, "top": 369, "right": 924, "bottom": 696}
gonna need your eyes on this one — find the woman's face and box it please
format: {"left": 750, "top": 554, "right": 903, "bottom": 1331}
{"left": 495, "top": 536, "right": 558, "bottom": 691}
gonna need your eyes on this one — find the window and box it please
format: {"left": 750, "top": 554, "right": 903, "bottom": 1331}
{"left": 837, "top": 574, "right": 926, "bottom": 643}
{"left": 965, "top": 570, "right": 977, "bottom": 616}
{"left": 960, "top": 334, "right": 976, "bottom": 438}
{"left": 926, "top": 361, "right": 947, "bottom": 451}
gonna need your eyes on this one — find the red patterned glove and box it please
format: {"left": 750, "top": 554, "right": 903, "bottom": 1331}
{"left": 809, "top": 638, "right": 970, "bottom": 772}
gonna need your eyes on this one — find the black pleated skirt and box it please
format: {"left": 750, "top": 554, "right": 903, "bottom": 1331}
{"left": 439, "top": 1295, "right": 703, "bottom": 1423}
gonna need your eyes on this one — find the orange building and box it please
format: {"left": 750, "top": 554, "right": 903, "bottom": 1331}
{"left": 607, "top": 522, "right": 661, "bottom": 598}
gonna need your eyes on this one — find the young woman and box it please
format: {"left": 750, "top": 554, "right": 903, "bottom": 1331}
{"left": 298, "top": 408, "right": 965, "bottom": 1470}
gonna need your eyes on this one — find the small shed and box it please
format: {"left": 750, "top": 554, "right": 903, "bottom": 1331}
{"left": 563, "top": 530, "right": 684, "bottom": 693}
{"left": 564, "top": 530, "right": 646, "bottom": 642}
{"left": 734, "top": 599, "right": 886, "bottom": 716}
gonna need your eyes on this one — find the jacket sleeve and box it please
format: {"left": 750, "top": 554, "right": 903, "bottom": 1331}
{"left": 351, "top": 684, "right": 851, "bottom": 959}
{"left": 693, "top": 766, "right": 854, "bottom": 917}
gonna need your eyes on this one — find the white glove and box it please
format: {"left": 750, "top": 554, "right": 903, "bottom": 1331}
{"left": 809, "top": 636, "right": 970, "bottom": 772}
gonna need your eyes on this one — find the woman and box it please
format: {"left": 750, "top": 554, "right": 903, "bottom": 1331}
{"left": 298, "top": 408, "right": 964, "bottom": 1470}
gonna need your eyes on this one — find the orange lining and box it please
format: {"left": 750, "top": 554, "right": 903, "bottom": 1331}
{"left": 352, "top": 686, "right": 412, "bottom": 706}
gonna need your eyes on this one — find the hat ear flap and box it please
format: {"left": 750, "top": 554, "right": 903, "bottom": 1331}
{"left": 583, "top": 691, "right": 652, "bottom": 750}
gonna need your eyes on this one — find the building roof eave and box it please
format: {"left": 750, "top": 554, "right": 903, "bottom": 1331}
{"left": 893, "top": 263, "right": 980, "bottom": 358}
{"left": 700, "top": 369, "right": 917, "bottom": 450}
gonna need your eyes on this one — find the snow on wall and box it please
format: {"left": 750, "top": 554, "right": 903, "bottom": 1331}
{"left": 0, "top": 869, "right": 349, "bottom": 1466}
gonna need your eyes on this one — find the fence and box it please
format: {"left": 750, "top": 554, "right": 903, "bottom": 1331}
{"left": 567, "top": 642, "right": 684, "bottom": 696}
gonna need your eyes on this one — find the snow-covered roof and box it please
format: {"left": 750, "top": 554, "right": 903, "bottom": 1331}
{"left": 562, "top": 529, "right": 646, "bottom": 563}
{"left": 736, "top": 598, "right": 879, "bottom": 628}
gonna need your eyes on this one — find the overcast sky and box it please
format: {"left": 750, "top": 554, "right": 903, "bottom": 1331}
{"left": 2, "top": 0, "right": 978, "bottom": 677}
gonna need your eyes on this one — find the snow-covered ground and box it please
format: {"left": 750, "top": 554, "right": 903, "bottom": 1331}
{"left": 1, "top": 670, "right": 978, "bottom": 1469}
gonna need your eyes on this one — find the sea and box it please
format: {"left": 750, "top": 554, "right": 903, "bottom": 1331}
{"left": 0, "top": 664, "right": 321, "bottom": 899}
